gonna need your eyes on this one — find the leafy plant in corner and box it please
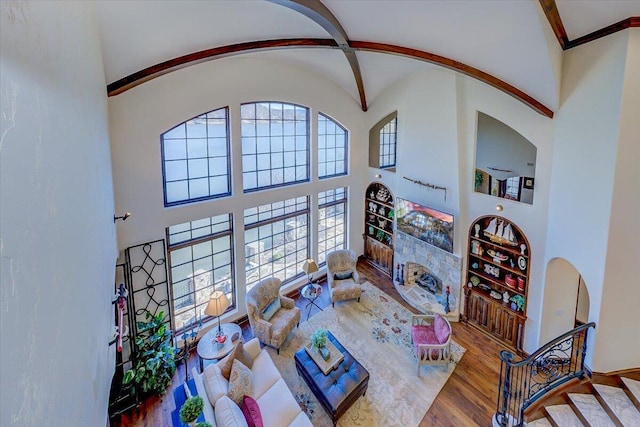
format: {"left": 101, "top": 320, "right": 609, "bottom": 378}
{"left": 195, "top": 423, "right": 213, "bottom": 427}
{"left": 123, "top": 310, "right": 176, "bottom": 396}
{"left": 179, "top": 396, "right": 204, "bottom": 425}
{"left": 475, "top": 170, "right": 484, "bottom": 190}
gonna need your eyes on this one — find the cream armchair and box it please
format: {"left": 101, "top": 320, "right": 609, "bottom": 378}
{"left": 411, "top": 314, "right": 452, "bottom": 376}
{"left": 245, "top": 277, "right": 300, "bottom": 353}
{"left": 326, "top": 249, "right": 362, "bottom": 307}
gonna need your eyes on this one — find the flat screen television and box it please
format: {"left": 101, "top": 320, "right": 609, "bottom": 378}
{"left": 396, "top": 198, "right": 454, "bottom": 253}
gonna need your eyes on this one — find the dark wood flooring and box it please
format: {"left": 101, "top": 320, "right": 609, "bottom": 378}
{"left": 112, "top": 259, "right": 509, "bottom": 427}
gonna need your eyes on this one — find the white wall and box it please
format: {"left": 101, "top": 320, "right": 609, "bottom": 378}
{"left": 366, "top": 69, "right": 461, "bottom": 251}
{"left": 109, "top": 57, "right": 366, "bottom": 328}
{"left": 457, "top": 76, "right": 555, "bottom": 353}
{"left": 364, "top": 67, "right": 555, "bottom": 354}
{"left": 539, "top": 258, "right": 580, "bottom": 343}
{"left": 545, "top": 30, "right": 631, "bottom": 372}
{"left": 595, "top": 29, "right": 640, "bottom": 372}
{"left": 0, "top": 2, "right": 116, "bottom": 426}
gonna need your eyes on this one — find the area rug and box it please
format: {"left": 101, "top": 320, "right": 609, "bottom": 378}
{"left": 265, "top": 282, "right": 466, "bottom": 427}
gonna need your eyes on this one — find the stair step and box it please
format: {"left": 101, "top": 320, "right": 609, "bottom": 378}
{"left": 546, "top": 404, "right": 584, "bottom": 427}
{"left": 568, "top": 393, "right": 615, "bottom": 427}
{"left": 621, "top": 377, "right": 640, "bottom": 406}
{"left": 526, "top": 417, "right": 553, "bottom": 426}
{"left": 593, "top": 384, "right": 640, "bottom": 427}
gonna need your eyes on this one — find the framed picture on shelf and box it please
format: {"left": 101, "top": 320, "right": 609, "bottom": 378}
{"left": 523, "top": 177, "right": 535, "bottom": 189}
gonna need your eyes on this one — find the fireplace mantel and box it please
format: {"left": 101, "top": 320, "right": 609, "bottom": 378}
{"left": 394, "top": 231, "right": 462, "bottom": 321}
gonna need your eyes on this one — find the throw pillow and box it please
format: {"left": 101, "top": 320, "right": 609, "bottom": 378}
{"left": 333, "top": 271, "right": 353, "bottom": 280}
{"left": 240, "top": 395, "right": 264, "bottom": 427}
{"left": 203, "top": 362, "right": 229, "bottom": 406}
{"left": 220, "top": 341, "right": 254, "bottom": 380}
{"left": 434, "top": 314, "right": 450, "bottom": 344}
{"left": 260, "top": 297, "right": 281, "bottom": 322}
{"left": 227, "top": 359, "right": 254, "bottom": 406}
{"left": 215, "top": 395, "right": 249, "bottom": 427}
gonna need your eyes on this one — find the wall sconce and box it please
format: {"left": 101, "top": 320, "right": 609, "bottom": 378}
{"left": 113, "top": 212, "right": 132, "bottom": 223}
{"left": 495, "top": 204, "right": 504, "bottom": 212}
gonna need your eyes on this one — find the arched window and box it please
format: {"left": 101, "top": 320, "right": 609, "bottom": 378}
{"left": 318, "top": 113, "right": 348, "bottom": 179}
{"left": 241, "top": 102, "right": 310, "bottom": 191}
{"left": 160, "top": 107, "right": 230, "bottom": 206}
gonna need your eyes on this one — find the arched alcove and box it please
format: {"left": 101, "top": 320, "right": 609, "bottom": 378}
{"left": 540, "top": 258, "right": 590, "bottom": 344}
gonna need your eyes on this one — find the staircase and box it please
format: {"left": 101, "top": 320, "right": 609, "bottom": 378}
{"left": 527, "top": 375, "right": 640, "bottom": 427}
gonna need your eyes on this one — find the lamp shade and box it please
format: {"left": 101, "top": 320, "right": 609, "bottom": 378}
{"left": 302, "top": 259, "right": 318, "bottom": 275}
{"left": 204, "top": 291, "right": 230, "bottom": 317}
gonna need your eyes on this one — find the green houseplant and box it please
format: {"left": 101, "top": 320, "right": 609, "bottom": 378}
{"left": 310, "top": 328, "right": 327, "bottom": 349}
{"left": 179, "top": 395, "right": 204, "bottom": 426}
{"left": 123, "top": 310, "right": 176, "bottom": 396}
{"left": 195, "top": 423, "right": 213, "bottom": 427}
{"left": 310, "top": 328, "right": 330, "bottom": 360}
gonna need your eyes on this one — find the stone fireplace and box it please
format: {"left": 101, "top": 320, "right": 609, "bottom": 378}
{"left": 394, "top": 230, "right": 462, "bottom": 321}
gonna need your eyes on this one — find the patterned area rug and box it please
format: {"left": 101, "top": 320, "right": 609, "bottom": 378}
{"left": 265, "top": 282, "right": 466, "bottom": 427}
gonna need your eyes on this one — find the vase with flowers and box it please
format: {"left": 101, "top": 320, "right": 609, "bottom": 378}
{"left": 310, "top": 328, "right": 330, "bottom": 360}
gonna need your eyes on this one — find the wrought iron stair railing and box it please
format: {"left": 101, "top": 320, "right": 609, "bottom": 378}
{"left": 493, "top": 322, "right": 596, "bottom": 427}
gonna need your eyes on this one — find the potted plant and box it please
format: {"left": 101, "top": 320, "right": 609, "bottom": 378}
{"left": 123, "top": 310, "right": 177, "bottom": 396}
{"left": 195, "top": 423, "right": 212, "bottom": 427}
{"left": 179, "top": 395, "right": 204, "bottom": 426}
{"left": 310, "top": 328, "right": 330, "bottom": 360}
{"left": 510, "top": 294, "right": 525, "bottom": 312}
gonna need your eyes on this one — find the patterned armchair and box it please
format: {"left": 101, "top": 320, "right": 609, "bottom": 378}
{"left": 326, "top": 249, "right": 362, "bottom": 307}
{"left": 411, "top": 314, "right": 452, "bottom": 376}
{"left": 245, "top": 277, "right": 300, "bottom": 353}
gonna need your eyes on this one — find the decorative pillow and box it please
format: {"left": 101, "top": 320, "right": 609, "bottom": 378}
{"left": 203, "top": 363, "right": 229, "bottom": 406}
{"left": 227, "top": 359, "right": 254, "bottom": 406}
{"left": 215, "top": 395, "right": 249, "bottom": 427}
{"left": 333, "top": 271, "right": 353, "bottom": 281}
{"left": 434, "top": 314, "right": 450, "bottom": 344}
{"left": 220, "top": 341, "right": 254, "bottom": 380}
{"left": 260, "top": 297, "right": 281, "bottom": 321}
{"left": 240, "top": 395, "right": 264, "bottom": 427}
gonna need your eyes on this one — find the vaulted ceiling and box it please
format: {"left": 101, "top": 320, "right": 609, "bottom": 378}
{"left": 94, "top": 0, "right": 640, "bottom": 118}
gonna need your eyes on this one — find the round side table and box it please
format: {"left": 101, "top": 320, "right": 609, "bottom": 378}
{"left": 197, "top": 322, "right": 243, "bottom": 371}
{"left": 301, "top": 283, "right": 323, "bottom": 320}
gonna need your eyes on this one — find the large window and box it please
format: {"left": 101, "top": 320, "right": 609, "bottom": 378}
{"left": 161, "top": 107, "right": 230, "bottom": 206}
{"left": 318, "top": 113, "right": 348, "bottom": 179}
{"left": 318, "top": 187, "right": 347, "bottom": 265}
{"left": 244, "top": 197, "right": 309, "bottom": 290}
{"left": 241, "top": 102, "right": 309, "bottom": 192}
{"left": 167, "top": 214, "right": 234, "bottom": 332}
{"left": 379, "top": 115, "right": 397, "bottom": 168}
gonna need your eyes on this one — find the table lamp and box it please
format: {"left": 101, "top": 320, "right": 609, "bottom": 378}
{"left": 302, "top": 259, "right": 319, "bottom": 285}
{"left": 205, "top": 291, "right": 230, "bottom": 344}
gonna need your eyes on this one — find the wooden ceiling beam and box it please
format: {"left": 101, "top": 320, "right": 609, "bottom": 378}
{"left": 539, "top": 0, "right": 569, "bottom": 49}
{"left": 106, "top": 37, "right": 553, "bottom": 118}
{"left": 350, "top": 41, "right": 554, "bottom": 118}
{"left": 265, "top": 0, "right": 368, "bottom": 111}
{"left": 106, "top": 38, "right": 337, "bottom": 96}
{"left": 539, "top": 0, "right": 639, "bottom": 50}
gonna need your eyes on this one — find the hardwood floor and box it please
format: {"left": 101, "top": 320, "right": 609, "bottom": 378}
{"left": 112, "top": 259, "right": 510, "bottom": 427}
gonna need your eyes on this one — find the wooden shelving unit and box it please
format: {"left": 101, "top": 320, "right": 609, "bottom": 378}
{"left": 363, "top": 182, "right": 394, "bottom": 276}
{"left": 462, "top": 215, "right": 530, "bottom": 354}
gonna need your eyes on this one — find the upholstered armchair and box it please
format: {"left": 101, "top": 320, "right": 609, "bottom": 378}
{"left": 411, "top": 314, "right": 452, "bottom": 376}
{"left": 245, "top": 277, "right": 300, "bottom": 353}
{"left": 326, "top": 249, "right": 362, "bottom": 307}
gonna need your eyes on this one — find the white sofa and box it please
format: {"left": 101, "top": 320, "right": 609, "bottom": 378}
{"left": 191, "top": 337, "right": 312, "bottom": 427}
